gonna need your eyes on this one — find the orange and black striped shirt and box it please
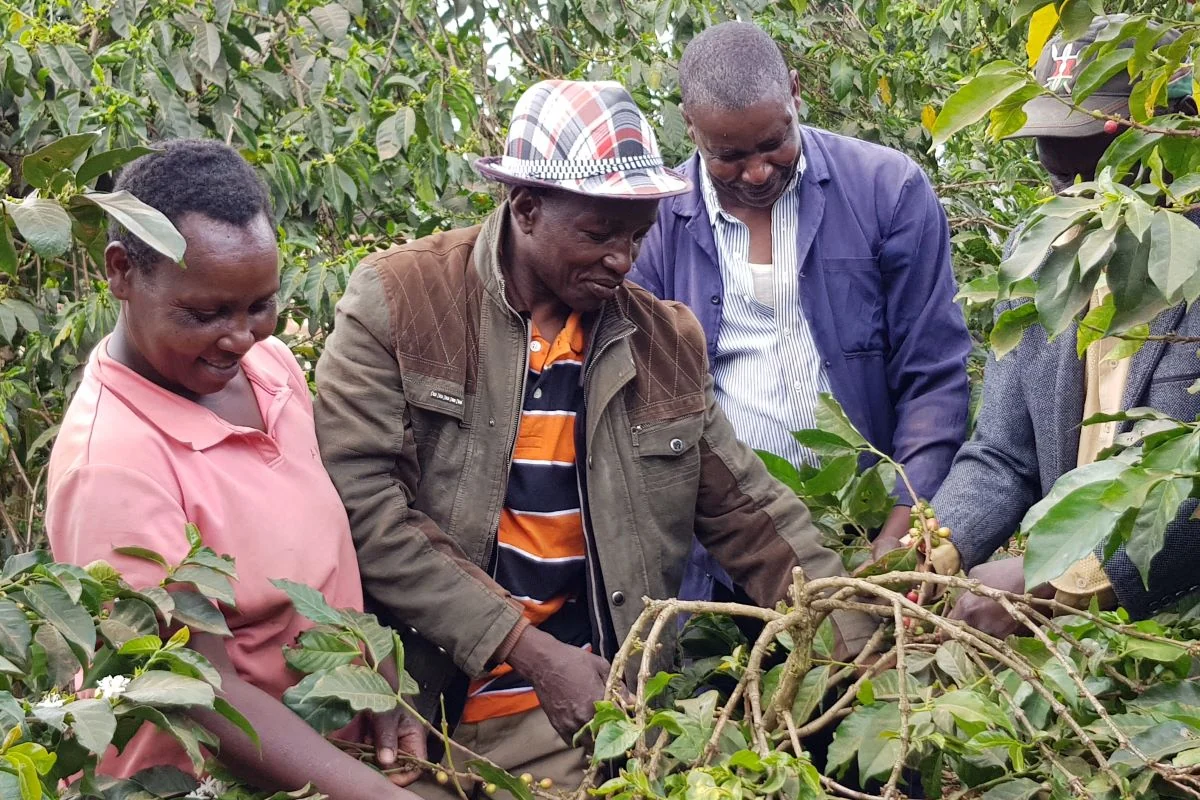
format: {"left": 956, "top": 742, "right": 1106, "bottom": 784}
{"left": 462, "top": 312, "right": 591, "bottom": 723}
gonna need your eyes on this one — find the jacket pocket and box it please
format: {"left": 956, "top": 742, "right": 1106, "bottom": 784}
{"left": 632, "top": 414, "right": 704, "bottom": 492}
{"left": 822, "top": 256, "right": 885, "bottom": 355}
{"left": 405, "top": 373, "right": 468, "bottom": 423}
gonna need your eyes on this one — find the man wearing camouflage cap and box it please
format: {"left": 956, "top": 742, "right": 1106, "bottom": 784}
{"left": 880, "top": 15, "right": 1200, "bottom": 637}
{"left": 314, "top": 79, "right": 875, "bottom": 797}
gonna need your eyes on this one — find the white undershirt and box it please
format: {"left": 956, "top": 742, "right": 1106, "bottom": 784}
{"left": 746, "top": 262, "right": 774, "bottom": 308}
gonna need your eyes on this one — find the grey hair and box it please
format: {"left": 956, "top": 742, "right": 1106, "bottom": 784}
{"left": 678, "top": 22, "right": 791, "bottom": 111}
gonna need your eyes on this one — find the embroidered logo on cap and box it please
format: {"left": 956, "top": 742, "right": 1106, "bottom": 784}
{"left": 1047, "top": 43, "right": 1081, "bottom": 93}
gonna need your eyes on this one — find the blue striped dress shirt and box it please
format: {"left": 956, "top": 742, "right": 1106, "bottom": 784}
{"left": 699, "top": 158, "right": 832, "bottom": 468}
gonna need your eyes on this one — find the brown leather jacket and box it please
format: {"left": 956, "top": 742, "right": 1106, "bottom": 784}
{"left": 314, "top": 206, "right": 874, "bottom": 721}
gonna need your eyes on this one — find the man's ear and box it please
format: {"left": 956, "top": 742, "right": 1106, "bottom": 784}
{"left": 789, "top": 70, "right": 801, "bottom": 106}
{"left": 681, "top": 106, "right": 696, "bottom": 145}
{"left": 509, "top": 186, "right": 542, "bottom": 235}
{"left": 105, "top": 241, "right": 137, "bottom": 300}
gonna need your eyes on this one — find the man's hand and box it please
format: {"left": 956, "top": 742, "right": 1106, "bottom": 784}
{"left": 870, "top": 504, "right": 912, "bottom": 562}
{"left": 373, "top": 656, "right": 428, "bottom": 786}
{"left": 507, "top": 626, "right": 618, "bottom": 745}
{"left": 370, "top": 707, "right": 427, "bottom": 786}
{"left": 949, "top": 557, "right": 1053, "bottom": 638}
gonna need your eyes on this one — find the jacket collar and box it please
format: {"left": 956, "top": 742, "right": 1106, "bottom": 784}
{"left": 90, "top": 336, "right": 293, "bottom": 451}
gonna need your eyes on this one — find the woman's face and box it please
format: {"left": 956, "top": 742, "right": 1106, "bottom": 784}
{"left": 107, "top": 211, "right": 280, "bottom": 397}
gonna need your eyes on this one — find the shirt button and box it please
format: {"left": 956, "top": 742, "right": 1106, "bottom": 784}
{"left": 710, "top": 295, "right": 721, "bottom": 305}
{"left": 488, "top": 417, "right": 496, "bottom": 427}
{"left": 530, "top": 340, "right": 542, "bottom": 352}
{"left": 824, "top": 360, "right": 832, "bottom": 368}
{"left": 611, "top": 591, "right": 626, "bottom": 606}
{"left": 533, "top": 388, "right": 543, "bottom": 399}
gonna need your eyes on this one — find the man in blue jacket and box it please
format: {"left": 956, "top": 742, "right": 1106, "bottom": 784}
{"left": 630, "top": 21, "right": 972, "bottom": 601}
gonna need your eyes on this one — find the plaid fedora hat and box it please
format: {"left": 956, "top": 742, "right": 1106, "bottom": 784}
{"left": 1008, "top": 15, "right": 1189, "bottom": 139}
{"left": 474, "top": 80, "right": 691, "bottom": 199}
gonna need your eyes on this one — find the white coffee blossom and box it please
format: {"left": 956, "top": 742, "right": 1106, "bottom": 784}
{"left": 95, "top": 674, "right": 131, "bottom": 700}
{"left": 186, "top": 776, "right": 228, "bottom": 799}
{"left": 35, "top": 692, "right": 65, "bottom": 709}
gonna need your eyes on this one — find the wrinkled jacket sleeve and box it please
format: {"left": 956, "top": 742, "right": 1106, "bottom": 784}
{"left": 931, "top": 300, "right": 1041, "bottom": 572}
{"left": 314, "top": 264, "right": 525, "bottom": 679}
{"left": 693, "top": 374, "right": 877, "bottom": 651}
{"left": 880, "top": 165, "right": 972, "bottom": 505}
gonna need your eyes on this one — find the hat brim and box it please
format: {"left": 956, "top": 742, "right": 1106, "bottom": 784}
{"left": 1003, "top": 93, "right": 1129, "bottom": 139}
{"left": 473, "top": 156, "right": 692, "bottom": 200}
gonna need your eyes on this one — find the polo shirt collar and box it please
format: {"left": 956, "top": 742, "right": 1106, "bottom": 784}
{"left": 90, "top": 336, "right": 293, "bottom": 451}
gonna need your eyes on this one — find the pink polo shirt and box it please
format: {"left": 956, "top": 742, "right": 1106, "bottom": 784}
{"left": 46, "top": 335, "right": 364, "bottom": 776}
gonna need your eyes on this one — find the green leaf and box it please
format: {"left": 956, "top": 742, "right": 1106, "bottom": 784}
{"left": 77, "top": 191, "right": 186, "bottom": 263}
{"left": 99, "top": 598, "right": 159, "bottom": 649}
{"left": 118, "top": 635, "right": 163, "bottom": 656}
{"left": 1057, "top": 0, "right": 1096, "bottom": 41}
{"left": 184, "top": 523, "right": 203, "bottom": 555}
{"left": 934, "top": 689, "right": 1013, "bottom": 735}
{"left": 1022, "top": 460, "right": 1143, "bottom": 587}
{"left": 122, "top": 672, "right": 215, "bottom": 708}
{"left": 7, "top": 197, "right": 72, "bottom": 258}
{"left": 802, "top": 454, "right": 858, "bottom": 497}
{"left": 111, "top": 546, "right": 169, "bottom": 568}
{"left": 813, "top": 393, "right": 868, "bottom": 449}
{"left": 644, "top": 671, "right": 673, "bottom": 703}
{"left": 271, "top": 578, "right": 345, "bottom": 626}
{"left": 0, "top": 597, "right": 31, "bottom": 665}
{"left": 1072, "top": 49, "right": 1134, "bottom": 105}
{"left": 75, "top": 146, "right": 157, "bottom": 187}
{"left": 171, "top": 565, "right": 235, "bottom": 606}
{"left": 310, "top": 3, "right": 350, "bottom": 41}
{"left": 593, "top": 717, "right": 640, "bottom": 761}
{"left": 791, "top": 664, "right": 830, "bottom": 725}
{"left": 128, "top": 765, "right": 199, "bottom": 797}
{"left": 990, "top": 303, "right": 1038, "bottom": 358}
{"left": 1147, "top": 209, "right": 1200, "bottom": 303}
{"left": 980, "top": 776, "right": 1044, "bottom": 800}
{"left": 169, "top": 590, "right": 231, "bottom": 637}
{"left": 935, "top": 640, "right": 982, "bottom": 687}
{"left": 65, "top": 699, "right": 117, "bottom": 755}
{"left": 214, "top": 696, "right": 260, "bottom": 748}
{"left": 998, "top": 200, "right": 1098, "bottom": 288}
{"left": 376, "top": 108, "right": 415, "bottom": 160}
{"left": 466, "top": 761, "right": 533, "bottom": 800}
{"left": 1110, "top": 720, "right": 1200, "bottom": 767}
{"left": 304, "top": 665, "right": 397, "bottom": 713}
{"left": 283, "top": 629, "right": 360, "bottom": 674}
{"left": 856, "top": 679, "right": 875, "bottom": 706}
{"left": 755, "top": 450, "right": 805, "bottom": 495}
{"left": 1077, "top": 292, "right": 1115, "bottom": 357}
{"left": 0, "top": 214, "right": 16, "bottom": 277}
{"left": 21, "top": 132, "right": 101, "bottom": 190}
{"left": 932, "top": 66, "right": 1032, "bottom": 146}
{"left": 1127, "top": 477, "right": 1190, "bottom": 589}
{"left": 23, "top": 583, "right": 96, "bottom": 659}
{"left": 282, "top": 672, "right": 355, "bottom": 733}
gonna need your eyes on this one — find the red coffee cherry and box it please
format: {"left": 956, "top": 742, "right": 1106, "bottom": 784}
{"left": 1103, "top": 119, "right": 1120, "bottom": 135}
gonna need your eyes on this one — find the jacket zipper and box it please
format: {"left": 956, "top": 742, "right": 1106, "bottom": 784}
{"left": 485, "top": 278, "right": 530, "bottom": 577}
{"left": 577, "top": 308, "right": 634, "bottom": 660}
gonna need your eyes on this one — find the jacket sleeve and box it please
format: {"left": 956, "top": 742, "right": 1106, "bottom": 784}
{"left": 879, "top": 164, "right": 972, "bottom": 505}
{"left": 931, "top": 300, "right": 1042, "bottom": 572}
{"left": 628, "top": 207, "right": 667, "bottom": 298}
{"left": 314, "top": 264, "right": 525, "bottom": 679}
{"left": 692, "top": 374, "right": 877, "bottom": 650}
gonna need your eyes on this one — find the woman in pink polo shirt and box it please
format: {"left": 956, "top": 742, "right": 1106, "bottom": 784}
{"left": 45, "top": 140, "right": 422, "bottom": 799}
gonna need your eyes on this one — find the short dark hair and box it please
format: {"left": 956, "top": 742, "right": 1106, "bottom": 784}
{"left": 678, "top": 22, "right": 791, "bottom": 111}
{"left": 110, "top": 139, "right": 274, "bottom": 271}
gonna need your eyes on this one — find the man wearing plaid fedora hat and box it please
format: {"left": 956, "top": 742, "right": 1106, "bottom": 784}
{"left": 314, "top": 79, "right": 876, "bottom": 796}
{"left": 630, "top": 22, "right": 973, "bottom": 608}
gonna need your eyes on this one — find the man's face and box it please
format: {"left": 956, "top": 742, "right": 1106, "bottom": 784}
{"left": 684, "top": 77, "right": 803, "bottom": 209}
{"left": 107, "top": 212, "right": 281, "bottom": 397}
{"left": 1036, "top": 132, "right": 1119, "bottom": 193}
{"left": 512, "top": 189, "right": 660, "bottom": 312}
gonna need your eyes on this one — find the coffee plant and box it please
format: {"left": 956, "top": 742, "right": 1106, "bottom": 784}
{"left": 0, "top": 524, "right": 330, "bottom": 799}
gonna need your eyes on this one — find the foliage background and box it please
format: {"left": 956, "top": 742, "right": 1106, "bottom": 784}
{"left": 0, "top": 0, "right": 1191, "bottom": 557}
